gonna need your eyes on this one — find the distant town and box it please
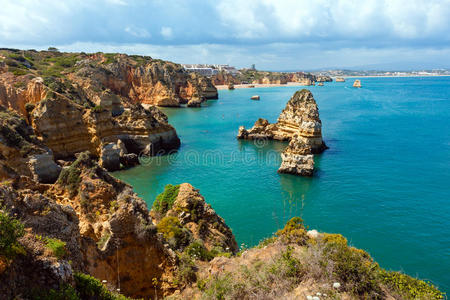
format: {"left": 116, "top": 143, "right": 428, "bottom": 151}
{"left": 182, "top": 63, "right": 450, "bottom": 78}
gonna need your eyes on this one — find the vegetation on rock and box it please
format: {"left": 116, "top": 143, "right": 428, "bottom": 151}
{"left": 185, "top": 217, "right": 445, "bottom": 300}
{"left": 152, "top": 184, "right": 180, "bottom": 214}
{"left": 0, "top": 209, "right": 25, "bottom": 261}
{"left": 56, "top": 152, "right": 92, "bottom": 196}
{"left": 44, "top": 237, "right": 67, "bottom": 260}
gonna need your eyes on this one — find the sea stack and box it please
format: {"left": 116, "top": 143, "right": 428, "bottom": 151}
{"left": 353, "top": 79, "right": 362, "bottom": 87}
{"left": 237, "top": 89, "right": 327, "bottom": 176}
{"left": 335, "top": 77, "right": 345, "bottom": 82}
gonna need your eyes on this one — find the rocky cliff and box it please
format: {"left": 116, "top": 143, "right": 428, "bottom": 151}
{"left": 0, "top": 49, "right": 192, "bottom": 173}
{"left": 212, "top": 69, "right": 332, "bottom": 86}
{"left": 31, "top": 97, "right": 180, "bottom": 162}
{"left": 0, "top": 105, "right": 61, "bottom": 183}
{"left": 0, "top": 157, "right": 443, "bottom": 299}
{"left": 237, "top": 89, "right": 327, "bottom": 176}
{"left": 0, "top": 49, "right": 218, "bottom": 110}
{"left": 150, "top": 183, "right": 238, "bottom": 254}
{"left": 0, "top": 154, "right": 237, "bottom": 299}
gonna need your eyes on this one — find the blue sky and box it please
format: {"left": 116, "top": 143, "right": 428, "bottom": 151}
{"left": 1, "top": 0, "right": 449, "bottom": 70}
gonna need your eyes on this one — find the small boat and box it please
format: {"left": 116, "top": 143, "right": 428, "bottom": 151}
{"left": 250, "top": 95, "right": 260, "bottom": 100}
{"left": 353, "top": 80, "right": 362, "bottom": 88}
{"left": 318, "top": 82, "right": 324, "bottom": 86}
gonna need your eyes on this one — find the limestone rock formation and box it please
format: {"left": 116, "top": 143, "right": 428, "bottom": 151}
{"left": 0, "top": 105, "right": 61, "bottom": 183}
{"left": 99, "top": 142, "right": 121, "bottom": 171}
{"left": 49, "top": 152, "right": 177, "bottom": 298}
{"left": 336, "top": 77, "right": 345, "bottom": 82}
{"left": 353, "top": 79, "right": 362, "bottom": 88}
{"left": 30, "top": 97, "right": 180, "bottom": 161}
{"left": 0, "top": 180, "right": 82, "bottom": 298}
{"left": 0, "top": 49, "right": 218, "bottom": 111}
{"left": 152, "top": 183, "right": 238, "bottom": 254}
{"left": 187, "top": 97, "right": 203, "bottom": 107}
{"left": 278, "top": 136, "right": 315, "bottom": 176}
{"left": 27, "top": 152, "right": 62, "bottom": 183}
{"left": 237, "top": 89, "right": 327, "bottom": 176}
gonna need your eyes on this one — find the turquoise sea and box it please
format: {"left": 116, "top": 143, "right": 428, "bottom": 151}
{"left": 114, "top": 77, "right": 450, "bottom": 293}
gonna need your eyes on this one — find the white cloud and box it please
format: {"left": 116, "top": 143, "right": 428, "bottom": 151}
{"left": 124, "top": 26, "right": 151, "bottom": 38}
{"left": 216, "top": 0, "right": 450, "bottom": 41}
{"left": 160, "top": 26, "right": 173, "bottom": 39}
{"left": 0, "top": 0, "right": 449, "bottom": 69}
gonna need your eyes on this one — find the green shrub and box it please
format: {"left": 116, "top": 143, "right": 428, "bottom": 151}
{"left": 184, "top": 240, "right": 214, "bottom": 261}
{"left": 103, "top": 53, "right": 118, "bottom": 64}
{"left": 44, "top": 237, "right": 67, "bottom": 260}
{"left": 74, "top": 272, "right": 132, "bottom": 300}
{"left": 57, "top": 165, "right": 81, "bottom": 197}
{"left": 156, "top": 216, "right": 183, "bottom": 241}
{"left": 11, "top": 68, "right": 28, "bottom": 76}
{"left": 56, "top": 153, "right": 93, "bottom": 196}
{"left": 0, "top": 210, "right": 25, "bottom": 260}
{"left": 176, "top": 252, "right": 197, "bottom": 285}
{"left": 203, "top": 273, "right": 234, "bottom": 300}
{"left": 0, "top": 125, "right": 23, "bottom": 147}
{"left": 275, "top": 217, "right": 308, "bottom": 244}
{"left": 380, "top": 270, "right": 445, "bottom": 299}
{"left": 321, "top": 235, "right": 382, "bottom": 297}
{"left": 32, "top": 284, "right": 80, "bottom": 300}
{"left": 201, "top": 246, "right": 304, "bottom": 299}
{"left": 152, "top": 184, "right": 180, "bottom": 214}
{"left": 269, "top": 246, "right": 304, "bottom": 279}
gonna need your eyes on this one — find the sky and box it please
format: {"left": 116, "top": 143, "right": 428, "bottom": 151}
{"left": 1, "top": 0, "right": 450, "bottom": 70}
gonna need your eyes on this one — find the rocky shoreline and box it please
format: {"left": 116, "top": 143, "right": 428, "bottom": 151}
{"left": 0, "top": 49, "right": 445, "bottom": 299}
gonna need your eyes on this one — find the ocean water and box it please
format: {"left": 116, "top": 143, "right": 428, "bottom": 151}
{"left": 114, "top": 77, "right": 450, "bottom": 292}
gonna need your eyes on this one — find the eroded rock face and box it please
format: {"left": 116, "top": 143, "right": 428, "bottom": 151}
{"left": 27, "top": 152, "right": 62, "bottom": 183}
{"left": 237, "top": 89, "right": 327, "bottom": 176}
{"left": 99, "top": 142, "right": 121, "bottom": 171}
{"left": 0, "top": 105, "right": 61, "bottom": 183}
{"left": 0, "top": 181, "right": 81, "bottom": 298}
{"left": 49, "top": 153, "right": 177, "bottom": 298}
{"left": 30, "top": 97, "right": 180, "bottom": 160}
{"left": 0, "top": 74, "right": 47, "bottom": 115}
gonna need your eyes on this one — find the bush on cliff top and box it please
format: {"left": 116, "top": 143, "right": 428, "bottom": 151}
{"left": 194, "top": 217, "right": 445, "bottom": 299}
{"left": 380, "top": 270, "right": 444, "bottom": 299}
{"left": 275, "top": 216, "right": 308, "bottom": 245}
{"left": 152, "top": 184, "right": 180, "bottom": 214}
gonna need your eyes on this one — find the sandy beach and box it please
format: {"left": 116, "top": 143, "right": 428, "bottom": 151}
{"left": 215, "top": 82, "right": 313, "bottom": 90}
